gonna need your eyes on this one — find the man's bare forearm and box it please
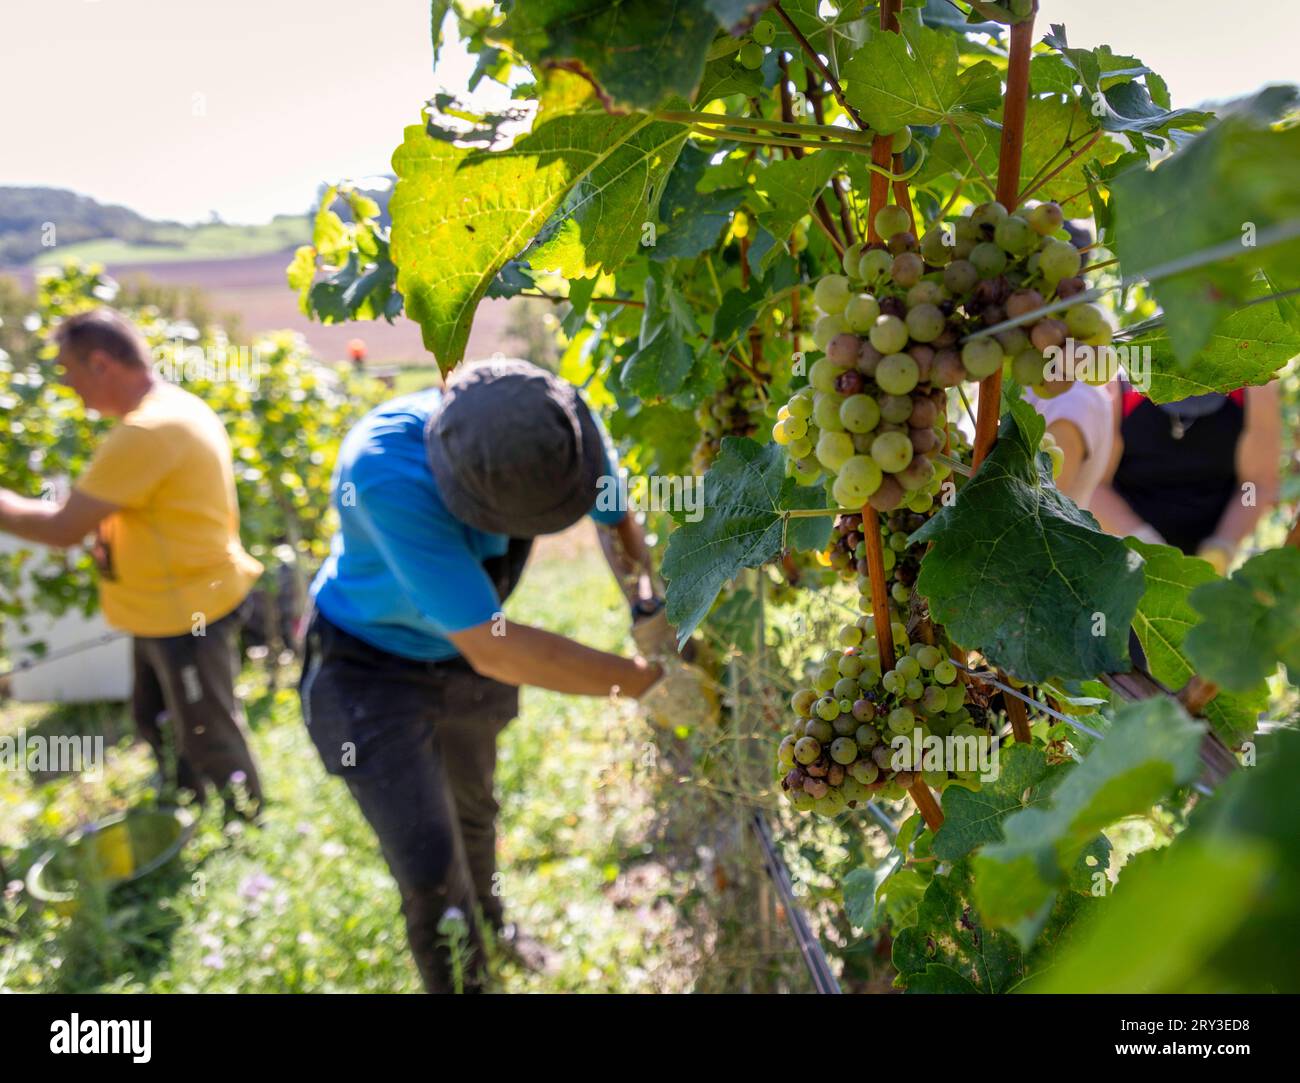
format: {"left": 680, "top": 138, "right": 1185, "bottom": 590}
{"left": 0, "top": 491, "right": 73, "bottom": 547}
{"left": 451, "top": 620, "right": 661, "bottom": 697}
{"left": 0, "top": 488, "right": 115, "bottom": 548}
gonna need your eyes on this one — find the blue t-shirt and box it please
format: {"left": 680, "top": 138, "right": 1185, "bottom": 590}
{"left": 311, "top": 389, "right": 624, "bottom": 661}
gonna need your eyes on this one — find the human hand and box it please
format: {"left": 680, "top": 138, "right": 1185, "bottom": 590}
{"left": 1196, "top": 536, "right": 1234, "bottom": 576}
{"left": 631, "top": 602, "right": 676, "bottom": 660}
{"left": 638, "top": 656, "right": 719, "bottom": 731}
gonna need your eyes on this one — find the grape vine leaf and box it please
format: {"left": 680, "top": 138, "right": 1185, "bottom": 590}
{"left": 704, "top": 587, "right": 761, "bottom": 654}
{"left": 1109, "top": 86, "right": 1300, "bottom": 365}
{"left": 653, "top": 144, "right": 746, "bottom": 261}
{"left": 1185, "top": 546, "right": 1300, "bottom": 694}
{"left": 1041, "top": 25, "right": 1211, "bottom": 146}
{"left": 430, "top": 1, "right": 451, "bottom": 63}
{"left": 662, "top": 437, "right": 831, "bottom": 648}
{"left": 841, "top": 19, "right": 1000, "bottom": 134}
{"left": 771, "top": 0, "right": 869, "bottom": 79}
{"left": 906, "top": 965, "right": 981, "bottom": 993}
{"left": 911, "top": 407, "right": 1145, "bottom": 685}
{"left": 889, "top": 858, "right": 1095, "bottom": 992}
{"left": 620, "top": 272, "right": 698, "bottom": 400}
{"left": 932, "top": 744, "right": 1063, "bottom": 861}
{"left": 390, "top": 77, "right": 686, "bottom": 371}
{"left": 489, "top": 1, "right": 722, "bottom": 111}
{"left": 751, "top": 150, "right": 850, "bottom": 263}
{"left": 920, "top": 97, "right": 1123, "bottom": 214}
{"left": 1127, "top": 539, "right": 1267, "bottom": 744}
{"left": 1122, "top": 292, "right": 1300, "bottom": 402}
{"left": 1028, "top": 839, "right": 1270, "bottom": 993}
{"left": 972, "top": 698, "right": 1204, "bottom": 941}
{"left": 892, "top": 861, "right": 1026, "bottom": 993}
{"left": 694, "top": 51, "right": 764, "bottom": 105}
{"left": 1035, "top": 728, "right": 1300, "bottom": 993}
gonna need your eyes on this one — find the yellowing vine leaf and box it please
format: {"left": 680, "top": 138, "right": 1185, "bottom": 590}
{"left": 391, "top": 76, "right": 685, "bottom": 372}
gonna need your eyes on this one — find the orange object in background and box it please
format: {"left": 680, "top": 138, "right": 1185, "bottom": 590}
{"left": 347, "top": 338, "right": 367, "bottom": 366}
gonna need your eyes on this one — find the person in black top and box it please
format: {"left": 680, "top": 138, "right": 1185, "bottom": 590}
{"left": 1091, "top": 379, "right": 1282, "bottom": 573}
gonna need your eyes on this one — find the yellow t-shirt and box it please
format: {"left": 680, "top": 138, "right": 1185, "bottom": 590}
{"left": 75, "top": 382, "right": 263, "bottom": 636}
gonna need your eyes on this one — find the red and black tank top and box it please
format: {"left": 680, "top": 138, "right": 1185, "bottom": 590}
{"left": 1113, "top": 381, "right": 1245, "bottom": 554}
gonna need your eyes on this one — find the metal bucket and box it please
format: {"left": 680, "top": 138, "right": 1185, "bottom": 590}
{"left": 25, "top": 807, "right": 196, "bottom": 915}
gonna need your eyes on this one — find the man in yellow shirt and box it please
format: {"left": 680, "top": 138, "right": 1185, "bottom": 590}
{"left": 0, "top": 309, "right": 264, "bottom": 813}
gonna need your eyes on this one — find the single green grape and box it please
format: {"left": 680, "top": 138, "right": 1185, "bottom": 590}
{"left": 830, "top": 737, "right": 858, "bottom": 765}
{"left": 752, "top": 18, "right": 776, "bottom": 45}
{"left": 970, "top": 242, "right": 1008, "bottom": 278}
{"left": 813, "top": 274, "right": 852, "bottom": 314}
{"left": 791, "top": 688, "right": 818, "bottom": 715}
{"left": 816, "top": 695, "right": 843, "bottom": 723}
{"left": 874, "top": 204, "right": 911, "bottom": 240}
{"left": 833, "top": 677, "right": 861, "bottom": 702}
{"left": 857, "top": 247, "right": 893, "bottom": 283}
{"left": 868, "top": 314, "right": 909, "bottom": 355}
{"left": 844, "top": 293, "right": 881, "bottom": 332}
{"left": 737, "top": 41, "right": 765, "bottom": 69}
{"left": 840, "top": 393, "right": 881, "bottom": 434}
{"left": 875, "top": 353, "right": 920, "bottom": 395}
{"left": 794, "top": 736, "right": 821, "bottom": 764}
{"left": 870, "top": 431, "right": 914, "bottom": 474}
{"left": 816, "top": 431, "right": 855, "bottom": 472}
{"left": 786, "top": 393, "right": 814, "bottom": 419}
{"left": 888, "top": 706, "right": 915, "bottom": 733}
{"left": 805, "top": 717, "right": 834, "bottom": 743}
{"left": 961, "top": 337, "right": 1004, "bottom": 379}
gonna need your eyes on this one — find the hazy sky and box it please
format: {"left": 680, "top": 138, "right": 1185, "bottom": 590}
{"left": 2, "top": 1, "right": 1296, "bottom": 224}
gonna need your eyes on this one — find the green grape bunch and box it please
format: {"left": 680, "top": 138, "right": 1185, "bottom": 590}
{"left": 777, "top": 626, "right": 996, "bottom": 816}
{"left": 733, "top": 13, "right": 777, "bottom": 70}
{"left": 913, "top": 199, "right": 1109, "bottom": 397}
{"left": 827, "top": 509, "right": 929, "bottom": 622}
{"left": 691, "top": 369, "right": 768, "bottom": 474}
{"left": 772, "top": 200, "right": 1101, "bottom": 510}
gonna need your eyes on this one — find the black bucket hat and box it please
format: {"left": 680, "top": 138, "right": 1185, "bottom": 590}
{"left": 424, "top": 358, "right": 607, "bottom": 537}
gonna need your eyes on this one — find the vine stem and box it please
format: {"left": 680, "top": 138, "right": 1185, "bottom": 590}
{"left": 678, "top": 125, "right": 877, "bottom": 157}
{"left": 971, "top": 11, "right": 1037, "bottom": 746}
{"left": 654, "top": 110, "right": 872, "bottom": 143}
{"left": 519, "top": 291, "right": 644, "bottom": 308}
{"left": 771, "top": 1, "right": 868, "bottom": 131}
{"left": 971, "top": 13, "right": 1035, "bottom": 472}
{"left": 855, "top": 0, "right": 944, "bottom": 831}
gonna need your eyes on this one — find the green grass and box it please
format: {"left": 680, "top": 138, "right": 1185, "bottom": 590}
{"left": 0, "top": 546, "right": 780, "bottom": 992}
{"left": 31, "top": 218, "right": 310, "bottom": 268}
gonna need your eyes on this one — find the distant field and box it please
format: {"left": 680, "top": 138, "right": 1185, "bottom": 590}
{"left": 8, "top": 249, "right": 525, "bottom": 366}
{"left": 32, "top": 218, "right": 310, "bottom": 268}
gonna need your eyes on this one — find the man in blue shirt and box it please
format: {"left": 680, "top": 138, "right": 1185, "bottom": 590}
{"left": 299, "top": 358, "right": 712, "bottom": 992}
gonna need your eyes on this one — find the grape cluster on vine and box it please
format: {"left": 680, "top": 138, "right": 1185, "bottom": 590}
{"left": 771, "top": 198, "right": 1100, "bottom": 514}
{"left": 777, "top": 624, "right": 995, "bottom": 816}
{"left": 692, "top": 369, "right": 769, "bottom": 474}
